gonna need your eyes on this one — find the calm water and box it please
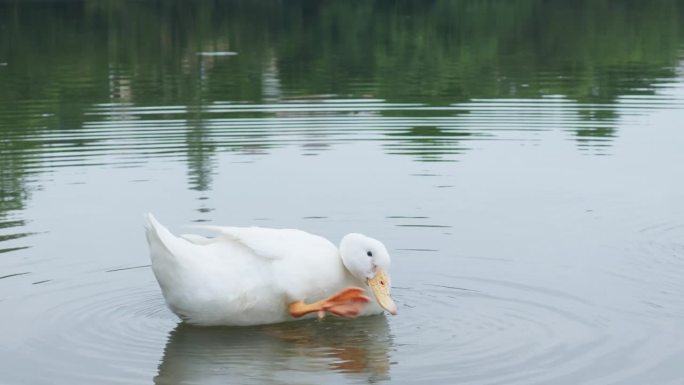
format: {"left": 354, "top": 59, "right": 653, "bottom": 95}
{"left": 1, "top": 1, "right": 684, "bottom": 384}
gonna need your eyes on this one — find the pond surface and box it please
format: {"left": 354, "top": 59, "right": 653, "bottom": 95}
{"left": 1, "top": 1, "right": 684, "bottom": 384}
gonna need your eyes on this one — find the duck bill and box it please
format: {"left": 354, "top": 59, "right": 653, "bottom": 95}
{"left": 367, "top": 268, "right": 397, "bottom": 315}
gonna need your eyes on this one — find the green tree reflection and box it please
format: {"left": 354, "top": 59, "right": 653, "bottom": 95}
{"left": 1, "top": 0, "right": 683, "bottom": 218}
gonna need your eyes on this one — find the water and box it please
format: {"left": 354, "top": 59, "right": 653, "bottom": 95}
{"left": 1, "top": 1, "right": 684, "bottom": 384}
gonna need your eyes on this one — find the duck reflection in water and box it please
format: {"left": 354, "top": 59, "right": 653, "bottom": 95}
{"left": 154, "top": 315, "right": 393, "bottom": 384}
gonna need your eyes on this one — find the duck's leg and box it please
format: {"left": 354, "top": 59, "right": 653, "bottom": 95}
{"left": 288, "top": 287, "right": 370, "bottom": 319}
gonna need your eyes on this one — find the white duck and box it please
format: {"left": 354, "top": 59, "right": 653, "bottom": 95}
{"left": 145, "top": 214, "right": 397, "bottom": 326}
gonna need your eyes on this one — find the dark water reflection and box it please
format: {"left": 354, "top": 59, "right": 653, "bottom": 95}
{"left": 1, "top": 0, "right": 683, "bottom": 206}
{"left": 1, "top": 1, "right": 684, "bottom": 384}
{"left": 156, "top": 317, "right": 392, "bottom": 385}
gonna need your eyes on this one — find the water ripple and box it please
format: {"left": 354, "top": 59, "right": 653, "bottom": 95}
{"left": 3, "top": 93, "right": 675, "bottom": 177}
{"left": 390, "top": 275, "right": 681, "bottom": 384}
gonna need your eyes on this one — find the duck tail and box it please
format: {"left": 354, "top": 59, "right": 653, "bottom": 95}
{"left": 145, "top": 213, "right": 186, "bottom": 265}
{"left": 144, "top": 213, "right": 166, "bottom": 247}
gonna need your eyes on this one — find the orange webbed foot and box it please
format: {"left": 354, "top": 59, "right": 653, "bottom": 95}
{"left": 288, "top": 287, "right": 370, "bottom": 320}
{"left": 318, "top": 287, "right": 370, "bottom": 319}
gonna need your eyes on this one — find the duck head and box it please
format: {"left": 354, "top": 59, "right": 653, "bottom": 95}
{"left": 339, "top": 233, "right": 397, "bottom": 315}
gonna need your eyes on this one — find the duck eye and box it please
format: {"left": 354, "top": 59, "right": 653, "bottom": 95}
{"left": 367, "top": 251, "right": 373, "bottom": 257}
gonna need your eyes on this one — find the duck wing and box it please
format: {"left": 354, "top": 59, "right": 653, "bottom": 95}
{"left": 197, "top": 225, "right": 346, "bottom": 301}
{"left": 195, "top": 225, "right": 338, "bottom": 262}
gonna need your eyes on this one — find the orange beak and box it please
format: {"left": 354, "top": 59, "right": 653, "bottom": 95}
{"left": 367, "top": 268, "right": 397, "bottom": 315}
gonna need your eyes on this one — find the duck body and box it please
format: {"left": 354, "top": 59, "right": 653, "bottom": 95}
{"left": 145, "top": 214, "right": 384, "bottom": 326}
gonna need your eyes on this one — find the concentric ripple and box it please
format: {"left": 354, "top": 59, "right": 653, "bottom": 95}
{"left": 390, "top": 275, "right": 684, "bottom": 384}
{"left": 1, "top": 273, "right": 175, "bottom": 384}
{"left": 390, "top": 277, "right": 600, "bottom": 383}
{"left": 614, "top": 221, "right": 684, "bottom": 319}
{"left": 1, "top": 255, "right": 684, "bottom": 385}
